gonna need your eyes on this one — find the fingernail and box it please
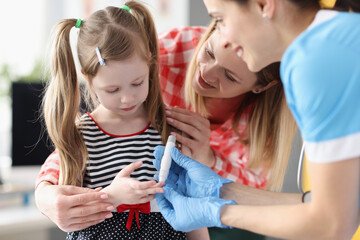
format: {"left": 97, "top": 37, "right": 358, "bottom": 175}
{"left": 165, "top": 105, "right": 172, "bottom": 109}
{"left": 98, "top": 219, "right": 105, "bottom": 223}
{"left": 105, "top": 213, "right": 113, "bottom": 219}
{"left": 100, "top": 194, "right": 108, "bottom": 199}
{"left": 167, "top": 117, "right": 173, "bottom": 123}
{"left": 166, "top": 110, "right": 171, "bottom": 115}
{"left": 106, "top": 206, "right": 115, "bottom": 211}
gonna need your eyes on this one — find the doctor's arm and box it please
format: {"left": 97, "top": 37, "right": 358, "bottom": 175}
{"left": 220, "top": 158, "right": 360, "bottom": 240}
{"left": 220, "top": 182, "right": 301, "bottom": 205}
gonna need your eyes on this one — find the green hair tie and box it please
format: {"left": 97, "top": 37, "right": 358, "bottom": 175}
{"left": 75, "top": 18, "right": 82, "bottom": 28}
{"left": 121, "top": 5, "right": 130, "bottom": 12}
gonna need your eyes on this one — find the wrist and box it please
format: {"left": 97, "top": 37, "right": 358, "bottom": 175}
{"left": 212, "top": 198, "right": 237, "bottom": 229}
{"left": 101, "top": 186, "right": 121, "bottom": 206}
{"left": 219, "top": 203, "right": 237, "bottom": 228}
{"left": 203, "top": 149, "right": 216, "bottom": 168}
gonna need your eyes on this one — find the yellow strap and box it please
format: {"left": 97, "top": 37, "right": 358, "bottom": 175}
{"left": 320, "top": 0, "right": 336, "bottom": 8}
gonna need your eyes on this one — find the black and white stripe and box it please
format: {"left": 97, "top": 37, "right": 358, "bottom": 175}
{"left": 79, "top": 114, "right": 163, "bottom": 189}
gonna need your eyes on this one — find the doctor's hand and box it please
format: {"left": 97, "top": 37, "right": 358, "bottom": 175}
{"left": 155, "top": 184, "right": 236, "bottom": 232}
{"left": 153, "top": 146, "right": 232, "bottom": 198}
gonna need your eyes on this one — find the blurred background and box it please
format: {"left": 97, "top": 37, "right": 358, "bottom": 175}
{"left": 0, "top": 1, "right": 301, "bottom": 239}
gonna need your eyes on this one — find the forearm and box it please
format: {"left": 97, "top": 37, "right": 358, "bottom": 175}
{"left": 220, "top": 182, "right": 301, "bottom": 205}
{"left": 220, "top": 203, "right": 331, "bottom": 240}
{"left": 186, "top": 228, "right": 210, "bottom": 240}
{"left": 35, "top": 181, "right": 53, "bottom": 212}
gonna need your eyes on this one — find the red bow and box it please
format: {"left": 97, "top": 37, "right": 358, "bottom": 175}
{"left": 117, "top": 202, "right": 151, "bottom": 231}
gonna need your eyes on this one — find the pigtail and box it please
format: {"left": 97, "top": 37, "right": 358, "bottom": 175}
{"left": 43, "top": 19, "right": 87, "bottom": 186}
{"left": 126, "top": 2, "right": 170, "bottom": 144}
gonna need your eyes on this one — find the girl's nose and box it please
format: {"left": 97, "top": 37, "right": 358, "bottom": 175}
{"left": 120, "top": 94, "right": 134, "bottom": 104}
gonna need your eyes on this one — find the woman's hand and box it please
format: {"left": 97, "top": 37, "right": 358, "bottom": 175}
{"left": 165, "top": 105, "right": 215, "bottom": 167}
{"left": 101, "top": 161, "right": 164, "bottom": 206}
{"left": 35, "top": 182, "right": 114, "bottom": 232}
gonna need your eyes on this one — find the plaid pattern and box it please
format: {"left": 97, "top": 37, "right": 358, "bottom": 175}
{"left": 36, "top": 27, "right": 268, "bottom": 189}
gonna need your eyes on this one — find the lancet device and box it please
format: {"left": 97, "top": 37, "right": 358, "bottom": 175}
{"left": 159, "top": 135, "right": 176, "bottom": 182}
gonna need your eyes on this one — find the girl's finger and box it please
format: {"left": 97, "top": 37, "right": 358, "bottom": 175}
{"left": 116, "top": 161, "right": 143, "bottom": 178}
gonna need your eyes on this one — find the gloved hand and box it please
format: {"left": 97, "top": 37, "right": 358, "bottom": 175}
{"left": 155, "top": 184, "right": 236, "bottom": 232}
{"left": 153, "top": 146, "right": 232, "bottom": 198}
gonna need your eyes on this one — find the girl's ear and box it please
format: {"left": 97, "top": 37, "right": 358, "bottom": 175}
{"left": 252, "top": 79, "right": 279, "bottom": 94}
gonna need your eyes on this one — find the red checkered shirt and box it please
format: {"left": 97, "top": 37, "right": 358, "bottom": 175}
{"left": 36, "top": 27, "right": 268, "bottom": 189}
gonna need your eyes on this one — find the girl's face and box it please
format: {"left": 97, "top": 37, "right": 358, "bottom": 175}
{"left": 203, "top": 0, "right": 279, "bottom": 72}
{"left": 192, "top": 28, "right": 259, "bottom": 98}
{"left": 91, "top": 54, "right": 149, "bottom": 118}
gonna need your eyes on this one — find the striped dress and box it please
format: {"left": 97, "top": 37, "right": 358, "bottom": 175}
{"left": 66, "top": 113, "right": 186, "bottom": 240}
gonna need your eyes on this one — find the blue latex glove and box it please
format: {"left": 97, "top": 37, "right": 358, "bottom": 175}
{"left": 155, "top": 184, "right": 236, "bottom": 232}
{"left": 153, "top": 146, "right": 232, "bottom": 198}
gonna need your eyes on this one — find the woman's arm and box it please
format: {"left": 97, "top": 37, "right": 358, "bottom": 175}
{"left": 186, "top": 228, "right": 210, "bottom": 240}
{"left": 221, "top": 158, "right": 360, "bottom": 240}
{"left": 35, "top": 181, "right": 114, "bottom": 232}
{"left": 220, "top": 182, "right": 301, "bottom": 205}
{"left": 35, "top": 152, "right": 114, "bottom": 232}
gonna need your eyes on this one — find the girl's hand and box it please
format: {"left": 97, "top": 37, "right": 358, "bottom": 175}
{"left": 35, "top": 182, "right": 114, "bottom": 232}
{"left": 165, "top": 106, "right": 215, "bottom": 167}
{"left": 102, "top": 161, "right": 164, "bottom": 206}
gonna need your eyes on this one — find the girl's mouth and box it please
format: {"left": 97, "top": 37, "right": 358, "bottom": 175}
{"left": 120, "top": 105, "right": 136, "bottom": 111}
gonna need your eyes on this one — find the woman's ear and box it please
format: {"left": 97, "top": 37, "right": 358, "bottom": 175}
{"left": 252, "top": 80, "right": 279, "bottom": 94}
{"left": 81, "top": 71, "right": 88, "bottom": 81}
{"left": 256, "top": 0, "right": 276, "bottom": 20}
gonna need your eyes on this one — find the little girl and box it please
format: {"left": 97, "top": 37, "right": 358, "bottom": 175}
{"left": 42, "top": 2, "right": 206, "bottom": 239}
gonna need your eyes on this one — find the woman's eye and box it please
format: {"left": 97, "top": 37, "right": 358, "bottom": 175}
{"left": 205, "top": 48, "right": 215, "bottom": 59}
{"left": 225, "top": 71, "right": 237, "bottom": 83}
{"left": 215, "top": 18, "right": 223, "bottom": 24}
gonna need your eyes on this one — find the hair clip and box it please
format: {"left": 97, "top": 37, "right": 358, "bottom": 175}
{"left": 75, "top": 18, "right": 82, "bottom": 28}
{"left": 120, "top": 5, "right": 131, "bottom": 12}
{"left": 95, "top": 47, "right": 105, "bottom": 66}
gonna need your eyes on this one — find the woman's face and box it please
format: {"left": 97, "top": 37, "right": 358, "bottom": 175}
{"left": 203, "top": 0, "right": 279, "bottom": 72}
{"left": 192, "top": 29, "right": 259, "bottom": 98}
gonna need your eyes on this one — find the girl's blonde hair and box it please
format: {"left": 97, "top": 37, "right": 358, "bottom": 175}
{"left": 185, "top": 20, "right": 297, "bottom": 191}
{"left": 43, "top": 2, "right": 169, "bottom": 186}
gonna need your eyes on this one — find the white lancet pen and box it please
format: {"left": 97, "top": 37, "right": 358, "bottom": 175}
{"left": 159, "top": 135, "right": 176, "bottom": 182}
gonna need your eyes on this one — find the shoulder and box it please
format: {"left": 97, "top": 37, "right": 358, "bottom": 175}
{"left": 158, "top": 26, "right": 206, "bottom": 44}
{"left": 280, "top": 12, "right": 360, "bottom": 161}
{"left": 158, "top": 26, "right": 206, "bottom": 56}
{"left": 281, "top": 11, "right": 360, "bottom": 104}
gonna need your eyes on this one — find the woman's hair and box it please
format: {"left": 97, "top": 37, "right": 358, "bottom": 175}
{"left": 233, "top": 0, "right": 360, "bottom": 12}
{"left": 185, "top": 20, "right": 297, "bottom": 191}
{"left": 43, "top": 1, "right": 169, "bottom": 186}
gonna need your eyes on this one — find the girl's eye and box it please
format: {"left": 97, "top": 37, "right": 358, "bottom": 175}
{"left": 225, "top": 70, "right": 237, "bottom": 83}
{"left": 106, "top": 88, "right": 119, "bottom": 93}
{"left": 133, "top": 80, "right": 144, "bottom": 87}
{"left": 205, "top": 48, "right": 215, "bottom": 59}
